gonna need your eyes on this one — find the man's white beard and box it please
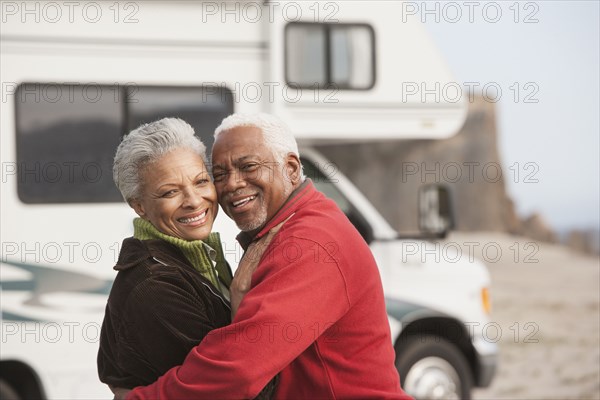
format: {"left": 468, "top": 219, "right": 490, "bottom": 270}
{"left": 238, "top": 182, "right": 294, "bottom": 233}
{"left": 237, "top": 204, "right": 267, "bottom": 232}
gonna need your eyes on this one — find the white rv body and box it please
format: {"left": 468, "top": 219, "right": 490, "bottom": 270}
{"left": 1, "top": 2, "right": 494, "bottom": 399}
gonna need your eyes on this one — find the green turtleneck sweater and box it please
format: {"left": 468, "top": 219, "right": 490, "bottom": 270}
{"left": 132, "top": 218, "right": 232, "bottom": 294}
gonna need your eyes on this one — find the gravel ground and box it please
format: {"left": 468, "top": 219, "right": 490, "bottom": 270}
{"left": 443, "top": 232, "right": 600, "bottom": 400}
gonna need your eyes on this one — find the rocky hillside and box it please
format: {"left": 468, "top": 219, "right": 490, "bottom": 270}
{"left": 315, "top": 96, "right": 520, "bottom": 232}
{"left": 315, "top": 96, "right": 597, "bottom": 253}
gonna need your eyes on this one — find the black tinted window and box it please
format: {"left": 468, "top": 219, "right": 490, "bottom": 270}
{"left": 128, "top": 86, "right": 233, "bottom": 154}
{"left": 16, "top": 83, "right": 123, "bottom": 203}
{"left": 15, "top": 83, "right": 233, "bottom": 204}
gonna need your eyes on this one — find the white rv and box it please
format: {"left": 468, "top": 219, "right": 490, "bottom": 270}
{"left": 1, "top": 2, "right": 496, "bottom": 399}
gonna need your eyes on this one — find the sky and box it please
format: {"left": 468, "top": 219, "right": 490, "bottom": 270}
{"left": 421, "top": 0, "right": 600, "bottom": 232}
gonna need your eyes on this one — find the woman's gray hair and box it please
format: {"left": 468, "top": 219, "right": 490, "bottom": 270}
{"left": 214, "top": 113, "right": 300, "bottom": 163}
{"left": 113, "top": 117, "right": 206, "bottom": 202}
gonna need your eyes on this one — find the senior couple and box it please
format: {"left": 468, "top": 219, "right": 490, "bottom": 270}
{"left": 98, "top": 113, "right": 411, "bottom": 399}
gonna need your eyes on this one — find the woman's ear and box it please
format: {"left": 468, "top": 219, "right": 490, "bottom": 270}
{"left": 129, "top": 199, "right": 147, "bottom": 219}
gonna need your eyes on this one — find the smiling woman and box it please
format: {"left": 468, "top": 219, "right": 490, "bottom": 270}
{"left": 130, "top": 148, "right": 217, "bottom": 242}
{"left": 97, "top": 118, "right": 276, "bottom": 398}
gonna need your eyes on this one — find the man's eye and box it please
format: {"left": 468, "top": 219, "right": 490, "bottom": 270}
{"left": 196, "top": 178, "right": 209, "bottom": 186}
{"left": 241, "top": 163, "right": 259, "bottom": 171}
{"left": 213, "top": 172, "right": 227, "bottom": 182}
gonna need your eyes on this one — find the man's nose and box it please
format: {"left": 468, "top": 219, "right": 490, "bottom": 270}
{"left": 222, "top": 170, "right": 247, "bottom": 193}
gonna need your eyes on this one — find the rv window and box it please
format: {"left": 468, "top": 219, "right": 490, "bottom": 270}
{"left": 286, "top": 24, "right": 328, "bottom": 86}
{"left": 15, "top": 83, "right": 123, "bottom": 203}
{"left": 127, "top": 86, "right": 233, "bottom": 154}
{"left": 15, "top": 84, "right": 233, "bottom": 204}
{"left": 301, "top": 157, "right": 374, "bottom": 243}
{"left": 301, "top": 159, "right": 351, "bottom": 214}
{"left": 286, "top": 22, "right": 375, "bottom": 90}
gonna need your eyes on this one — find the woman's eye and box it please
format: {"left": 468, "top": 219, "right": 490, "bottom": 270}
{"left": 161, "top": 190, "right": 177, "bottom": 198}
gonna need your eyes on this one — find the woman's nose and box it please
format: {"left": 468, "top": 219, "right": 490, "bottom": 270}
{"left": 182, "top": 188, "right": 203, "bottom": 208}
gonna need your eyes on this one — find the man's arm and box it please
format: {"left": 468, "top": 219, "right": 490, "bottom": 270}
{"left": 111, "top": 386, "right": 132, "bottom": 400}
{"left": 128, "top": 235, "right": 351, "bottom": 399}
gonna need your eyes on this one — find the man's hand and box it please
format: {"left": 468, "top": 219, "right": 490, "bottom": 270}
{"left": 109, "top": 386, "right": 132, "bottom": 400}
{"left": 230, "top": 216, "right": 292, "bottom": 318}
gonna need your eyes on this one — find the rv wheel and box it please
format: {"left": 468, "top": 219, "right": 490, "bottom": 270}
{"left": 395, "top": 335, "right": 472, "bottom": 400}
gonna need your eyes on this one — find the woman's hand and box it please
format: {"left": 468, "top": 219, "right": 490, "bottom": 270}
{"left": 230, "top": 216, "right": 292, "bottom": 318}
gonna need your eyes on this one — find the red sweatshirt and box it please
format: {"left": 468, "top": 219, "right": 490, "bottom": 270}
{"left": 128, "top": 180, "right": 411, "bottom": 399}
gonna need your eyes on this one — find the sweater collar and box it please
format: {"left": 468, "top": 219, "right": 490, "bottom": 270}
{"left": 236, "top": 179, "right": 315, "bottom": 250}
{"left": 132, "top": 217, "right": 220, "bottom": 255}
{"left": 131, "top": 218, "right": 231, "bottom": 288}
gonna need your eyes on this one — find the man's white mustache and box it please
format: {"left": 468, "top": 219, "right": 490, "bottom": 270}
{"left": 222, "top": 189, "right": 257, "bottom": 203}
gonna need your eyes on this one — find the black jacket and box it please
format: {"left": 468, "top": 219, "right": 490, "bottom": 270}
{"left": 97, "top": 237, "right": 232, "bottom": 389}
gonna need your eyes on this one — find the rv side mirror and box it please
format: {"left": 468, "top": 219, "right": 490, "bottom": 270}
{"left": 418, "top": 184, "right": 454, "bottom": 237}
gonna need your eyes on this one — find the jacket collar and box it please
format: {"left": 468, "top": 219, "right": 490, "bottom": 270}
{"left": 114, "top": 237, "right": 191, "bottom": 271}
{"left": 236, "top": 179, "right": 315, "bottom": 250}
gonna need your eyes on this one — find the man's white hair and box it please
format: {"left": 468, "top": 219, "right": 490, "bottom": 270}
{"left": 214, "top": 113, "right": 300, "bottom": 162}
{"left": 113, "top": 117, "right": 206, "bottom": 202}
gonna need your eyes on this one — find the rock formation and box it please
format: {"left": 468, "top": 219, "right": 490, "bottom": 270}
{"left": 314, "top": 95, "right": 600, "bottom": 255}
{"left": 315, "top": 96, "right": 521, "bottom": 234}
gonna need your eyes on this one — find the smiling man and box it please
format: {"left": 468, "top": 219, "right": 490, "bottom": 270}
{"left": 212, "top": 124, "right": 293, "bottom": 235}
{"left": 125, "top": 113, "right": 411, "bottom": 399}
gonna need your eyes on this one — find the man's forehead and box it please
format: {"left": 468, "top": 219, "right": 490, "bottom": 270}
{"left": 212, "top": 154, "right": 260, "bottom": 169}
{"left": 212, "top": 129, "right": 269, "bottom": 163}
{"left": 217, "top": 125, "right": 262, "bottom": 141}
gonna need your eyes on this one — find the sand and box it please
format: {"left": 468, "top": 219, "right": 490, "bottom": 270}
{"left": 441, "top": 232, "right": 600, "bottom": 400}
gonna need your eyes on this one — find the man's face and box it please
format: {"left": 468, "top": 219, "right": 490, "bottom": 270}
{"left": 212, "top": 126, "right": 300, "bottom": 234}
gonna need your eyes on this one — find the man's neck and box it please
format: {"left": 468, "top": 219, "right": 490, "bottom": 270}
{"left": 243, "top": 226, "right": 262, "bottom": 239}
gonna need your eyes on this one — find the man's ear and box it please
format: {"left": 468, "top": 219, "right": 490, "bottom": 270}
{"left": 284, "top": 153, "right": 302, "bottom": 185}
{"left": 129, "top": 199, "right": 147, "bottom": 219}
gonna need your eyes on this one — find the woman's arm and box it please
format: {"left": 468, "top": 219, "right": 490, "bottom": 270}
{"left": 98, "top": 264, "right": 226, "bottom": 390}
{"left": 121, "top": 271, "right": 223, "bottom": 378}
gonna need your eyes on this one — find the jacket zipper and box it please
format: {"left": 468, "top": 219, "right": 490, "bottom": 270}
{"left": 152, "top": 256, "right": 231, "bottom": 311}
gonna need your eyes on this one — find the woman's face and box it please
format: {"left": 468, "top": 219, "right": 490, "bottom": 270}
{"left": 131, "top": 148, "right": 218, "bottom": 241}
